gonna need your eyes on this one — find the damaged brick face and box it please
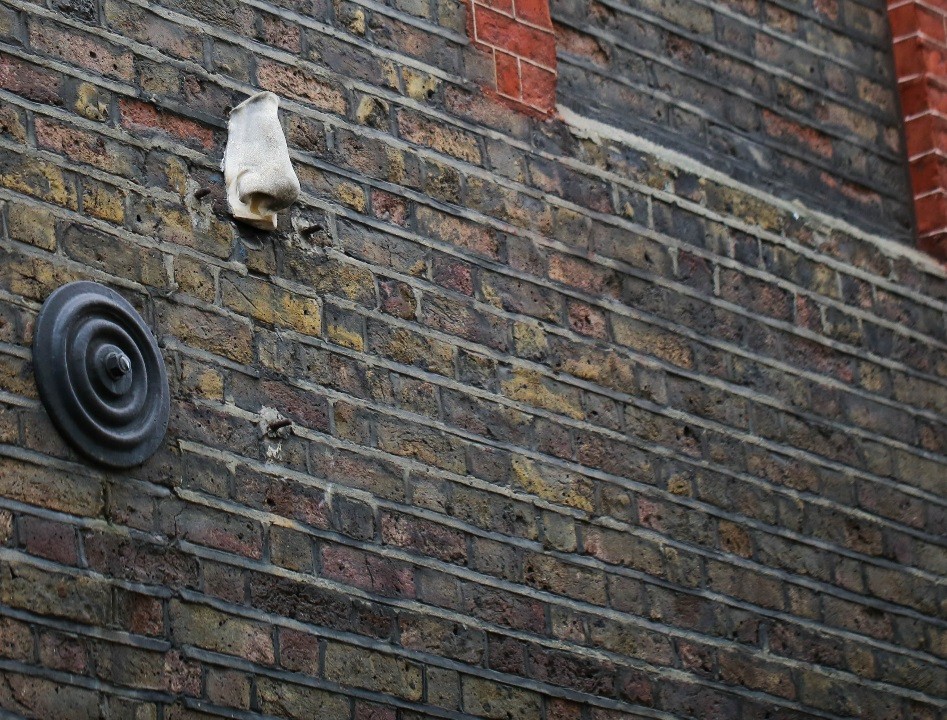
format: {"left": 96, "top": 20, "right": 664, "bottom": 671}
{"left": 0, "top": 0, "right": 946, "bottom": 718}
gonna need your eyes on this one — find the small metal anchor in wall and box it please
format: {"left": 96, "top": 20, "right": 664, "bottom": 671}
{"left": 32, "top": 281, "right": 170, "bottom": 468}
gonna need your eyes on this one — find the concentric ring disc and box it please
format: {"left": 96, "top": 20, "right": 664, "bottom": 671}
{"left": 32, "top": 282, "right": 169, "bottom": 468}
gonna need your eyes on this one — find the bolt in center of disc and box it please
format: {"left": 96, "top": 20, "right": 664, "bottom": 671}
{"left": 105, "top": 351, "right": 132, "bottom": 379}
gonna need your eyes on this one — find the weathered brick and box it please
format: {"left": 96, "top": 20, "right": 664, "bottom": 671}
{"left": 156, "top": 301, "right": 254, "bottom": 364}
{"left": 278, "top": 627, "right": 320, "bottom": 675}
{"left": 1, "top": 560, "right": 110, "bottom": 625}
{"left": 6, "top": 203, "right": 57, "bottom": 251}
{"left": 612, "top": 315, "right": 694, "bottom": 369}
{"left": 321, "top": 544, "right": 416, "bottom": 598}
{"left": 39, "top": 632, "right": 88, "bottom": 675}
{"left": 400, "top": 613, "right": 485, "bottom": 664}
{"left": 324, "top": 642, "right": 423, "bottom": 700}
{"left": 206, "top": 667, "right": 252, "bottom": 709}
{"left": 511, "top": 454, "right": 594, "bottom": 511}
{"left": 256, "top": 676, "right": 349, "bottom": 718}
{"left": 463, "top": 584, "right": 546, "bottom": 633}
{"left": 257, "top": 59, "right": 348, "bottom": 114}
{"left": 176, "top": 504, "right": 264, "bottom": 559}
{"left": 0, "top": 151, "right": 79, "bottom": 211}
{"left": 462, "top": 676, "right": 542, "bottom": 719}
{"left": 0, "top": 53, "right": 65, "bottom": 105}
{"left": 0, "top": 617, "right": 34, "bottom": 661}
{"left": 84, "top": 530, "right": 199, "bottom": 587}
{"left": 0, "top": 456, "right": 102, "bottom": 516}
{"left": 105, "top": 0, "right": 203, "bottom": 60}
{"left": 221, "top": 273, "right": 321, "bottom": 337}
{"left": 114, "top": 588, "right": 164, "bottom": 636}
{"left": 0, "top": 673, "right": 99, "bottom": 719}
{"left": 398, "top": 110, "right": 481, "bottom": 165}
{"left": 63, "top": 225, "right": 167, "bottom": 288}
{"left": 119, "top": 99, "right": 215, "bottom": 150}
{"left": 170, "top": 601, "right": 274, "bottom": 664}
{"left": 417, "top": 205, "right": 502, "bottom": 259}
{"left": 36, "top": 118, "right": 144, "bottom": 180}
{"left": 270, "top": 525, "right": 315, "bottom": 572}
{"left": 30, "top": 20, "right": 134, "bottom": 80}
{"left": 381, "top": 511, "right": 467, "bottom": 563}
{"left": 20, "top": 515, "right": 77, "bottom": 565}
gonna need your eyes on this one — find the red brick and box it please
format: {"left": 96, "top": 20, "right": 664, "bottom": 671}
{"left": 909, "top": 150, "right": 947, "bottom": 193}
{"left": 904, "top": 112, "right": 935, "bottom": 156}
{"left": 0, "top": 53, "right": 64, "bottom": 105}
{"left": 514, "top": 0, "right": 552, "bottom": 28}
{"left": 888, "top": 2, "right": 919, "bottom": 38}
{"left": 29, "top": 22, "right": 134, "bottom": 82}
{"left": 520, "top": 61, "right": 557, "bottom": 112}
{"left": 913, "top": 188, "right": 947, "bottom": 233}
{"left": 119, "top": 99, "right": 216, "bottom": 150}
{"left": 898, "top": 75, "right": 931, "bottom": 116}
{"left": 495, "top": 50, "right": 522, "bottom": 98}
{"left": 917, "top": 4, "right": 947, "bottom": 41}
{"left": 321, "top": 544, "right": 416, "bottom": 598}
{"left": 927, "top": 79, "right": 947, "bottom": 115}
{"left": 920, "top": 36, "right": 947, "bottom": 75}
{"left": 893, "top": 35, "right": 926, "bottom": 76}
{"left": 20, "top": 516, "right": 78, "bottom": 565}
{"left": 474, "top": 5, "right": 557, "bottom": 68}
{"left": 475, "top": 0, "right": 514, "bottom": 15}
{"left": 918, "top": 227, "right": 947, "bottom": 259}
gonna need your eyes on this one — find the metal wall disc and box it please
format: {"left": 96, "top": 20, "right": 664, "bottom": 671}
{"left": 32, "top": 281, "right": 170, "bottom": 469}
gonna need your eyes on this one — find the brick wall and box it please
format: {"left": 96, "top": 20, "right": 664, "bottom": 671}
{"left": 0, "top": 0, "right": 946, "bottom": 718}
{"left": 553, "top": 0, "right": 917, "bottom": 244}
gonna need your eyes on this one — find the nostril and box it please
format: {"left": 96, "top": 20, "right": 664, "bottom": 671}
{"left": 243, "top": 192, "right": 270, "bottom": 215}
{"left": 244, "top": 190, "right": 287, "bottom": 215}
{"left": 241, "top": 178, "right": 300, "bottom": 214}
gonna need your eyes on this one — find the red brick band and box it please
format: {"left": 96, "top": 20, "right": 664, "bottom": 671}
{"left": 466, "top": 0, "right": 558, "bottom": 116}
{"left": 889, "top": 0, "right": 947, "bottom": 260}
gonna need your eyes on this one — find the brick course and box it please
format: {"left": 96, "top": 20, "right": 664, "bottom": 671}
{"left": 0, "top": 0, "right": 944, "bottom": 717}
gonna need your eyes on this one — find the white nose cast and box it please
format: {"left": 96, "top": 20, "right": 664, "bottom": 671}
{"left": 223, "top": 91, "right": 300, "bottom": 231}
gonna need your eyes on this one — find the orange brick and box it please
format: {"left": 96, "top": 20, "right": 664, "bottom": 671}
{"left": 495, "top": 50, "right": 521, "bottom": 98}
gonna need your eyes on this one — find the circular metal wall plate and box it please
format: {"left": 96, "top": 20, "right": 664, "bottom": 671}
{"left": 32, "top": 281, "right": 170, "bottom": 469}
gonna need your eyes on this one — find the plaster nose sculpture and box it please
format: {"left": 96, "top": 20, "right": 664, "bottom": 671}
{"left": 223, "top": 91, "right": 300, "bottom": 230}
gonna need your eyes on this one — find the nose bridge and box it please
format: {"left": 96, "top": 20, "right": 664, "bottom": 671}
{"left": 224, "top": 91, "right": 301, "bottom": 230}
